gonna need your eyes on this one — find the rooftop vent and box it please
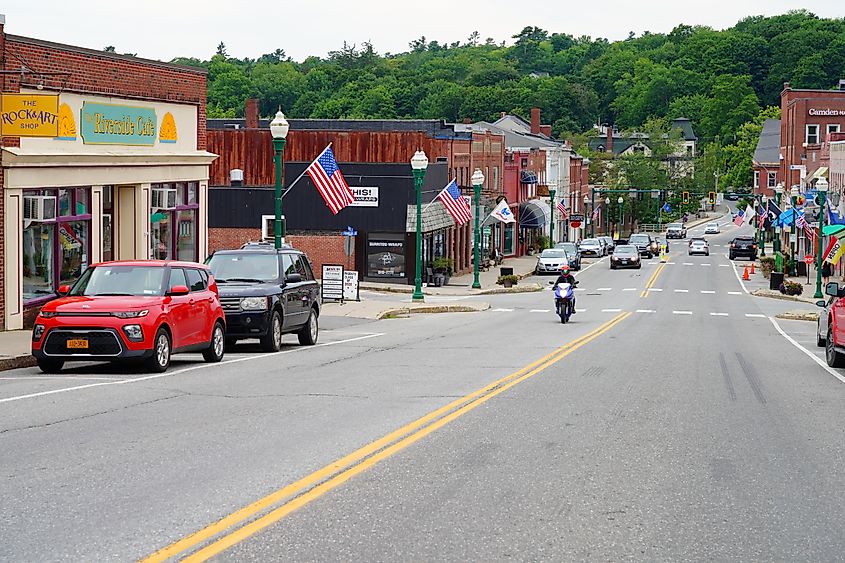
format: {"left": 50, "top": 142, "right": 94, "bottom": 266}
{"left": 230, "top": 169, "right": 244, "bottom": 187}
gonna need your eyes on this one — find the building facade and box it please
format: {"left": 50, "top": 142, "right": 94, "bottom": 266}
{"left": 753, "top": 118, "right": 782, "bottom": 198}
{"left": 0, "top": 16, "right": 215, "bottom": 330}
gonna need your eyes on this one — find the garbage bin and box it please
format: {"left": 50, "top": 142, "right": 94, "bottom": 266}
{"left": 796, "top": 262, "right": 807, "bottom": 277}
{"left": 500, "top": 267, "right": 514, "bottom": 277}
{"left": 769, "top": 271, "right": 785, "bottom": 291}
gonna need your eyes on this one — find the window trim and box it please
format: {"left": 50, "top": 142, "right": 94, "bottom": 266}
{"left": 767, "top": 172, "right": 777, "bottom": 188}
{"left": 806, "top": 124, "right": 820, "bottom": 145}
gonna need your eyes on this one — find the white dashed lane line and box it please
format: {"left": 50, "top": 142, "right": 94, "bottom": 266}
{"left": 700, "top": 290, "right": 716, "bottom": 294}
{"left": 683, "top": 263, "right": 694, "bottom": 266}
{"left": 491, "top": 308, "right": 515, "bottom": 312}
{"left": 673, "top": 310, "right": 694, "bottom": 315}
{"left": 623, "top": 288, "right": 638, "bottom": 292}
{"left": 597, "top": 288, "right": 613, "bottom": 291}
{"left": 530, "top": 309, "right": 550, "bottom": 313}
{"left": 636, "top": 309, "right": 655, "bottom": 313}
{"left": 602, "top": 308, "right": 622, "bottom": 313}
{"left": 674, "top": 289, "right": 689, "bottom": 293}
{"left": 728, "top": 291, "right": 743, "bottom": 295}
{"left": 710, "top": 312, "right": 730, "bottom": 316}
{"left": 647, "top": 288, "right": 663, "bottom": 292}
{"left": 746, "top": 313, "right": 766, "bottom": 318}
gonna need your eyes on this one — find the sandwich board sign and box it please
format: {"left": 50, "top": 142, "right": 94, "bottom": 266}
{"left": 321, "top": 264, "right": 344, "bottom": 302}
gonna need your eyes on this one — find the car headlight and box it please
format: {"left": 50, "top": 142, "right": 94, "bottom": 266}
{"left": 39, "top": 310, "right": 57, "bottom": 318}
{"left": 122, "top": 324, "right": 144, "bottom": 342}
{"left": 33, "top": 324, "right": 46, "bottom": 341}
{"left": 240, "top": 297, "right": 268, "bottom": 311}
{"left": 113, "top": 310, "right": 149, "bottom": 319}
{"left": 612, "top": 256, "right": 619, "bottom": 261}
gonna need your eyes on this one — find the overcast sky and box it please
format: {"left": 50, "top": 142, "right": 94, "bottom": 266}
{"left": 2, "top": 1, "right": 842, "bottom": 63}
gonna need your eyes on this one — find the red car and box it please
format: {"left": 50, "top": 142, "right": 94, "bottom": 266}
{"left": 31, "top": 261, "right": 226, "bottom": 374}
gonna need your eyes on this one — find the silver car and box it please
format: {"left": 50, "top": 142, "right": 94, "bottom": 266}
{"left": 535, "top": 249, "right": 570, "bottom": 275}
{"left": 688, "top": 237, "right": 710, "bottom": 256}
{"left": 579, "top": 238, "right": 604, "bottom": 257}
{"left": 704, "top": 222, "right": 720, "bottom": 234}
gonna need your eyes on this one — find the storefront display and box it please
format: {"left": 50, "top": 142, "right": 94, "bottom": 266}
{"left": 367, "top": 235, "right": 406, "bottom": 279}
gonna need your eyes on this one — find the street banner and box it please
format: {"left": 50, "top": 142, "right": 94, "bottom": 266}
{"left": 823, "top": 236, "right": 841, "bottom": 263}
{"left": 488, "top": 200, "right": 516, "bottom": 223}
{"left": 833, "top": 242, "right": 845, "bottom": 266}
{"left": 744, "top": 204, "right": 755, "bottom": 225}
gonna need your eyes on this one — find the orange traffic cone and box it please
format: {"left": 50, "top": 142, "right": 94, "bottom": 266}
{"left": 750, "top": 262, "right": 756, "bottom": 274}
{"left": 742, "top": 266, "right": 750, "bottom": 281}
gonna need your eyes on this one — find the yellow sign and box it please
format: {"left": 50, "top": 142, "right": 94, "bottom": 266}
{"left": 1, "top": 94, "right": 60, "bottom": 137}
{"left": 159, "top": 111, "right": 177, "bottom": 143}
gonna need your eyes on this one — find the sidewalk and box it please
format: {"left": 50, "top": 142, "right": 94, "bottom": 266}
{"left": 0, "top": 331, "right": 36, "bottom": 372}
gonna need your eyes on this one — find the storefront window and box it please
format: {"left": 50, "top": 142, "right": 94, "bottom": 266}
{"left": 150, "top": 182, "right": 200, "bottom": 261}
{"left": 23, "top": 223, "right": 55, "bottom": 300}
{"left": 176, "top": 209, "right": 197, "bottom": 261}
{"left": 187, "top": 182, "right": 198, "bottom": 204}
{"left": 74, "top": 188, "right": 89, "bottom": 215}
{"left": 103, "top": 186, "right": 114, "bottom": 262}
{"left": 366, "top": 235, "right": 406, "bottom": 279}
{"left": 59, "top": 221, "right": 89, "bottom": 285}
{"left": 504, "top": 224, "right": 516, "bottom": 255}
{"left": 59, "top": 189, "right": 72, "bottom": 217}
{"left": 151, "top": 213, "right": 172, "bottom": 260}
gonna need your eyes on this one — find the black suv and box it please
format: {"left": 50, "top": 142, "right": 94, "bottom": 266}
{"left": 206, "top": 243, "right": 321, "bottom": 351}
{"left": 729, "top": 236, "right": 758, "bottom": 261}
{"left": 627, "top": 233, "right": 658, "bottom": 258}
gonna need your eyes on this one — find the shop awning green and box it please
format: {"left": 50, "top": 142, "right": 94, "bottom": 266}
{"left": 822, "top": 224, "right": 845, "bottom": 236}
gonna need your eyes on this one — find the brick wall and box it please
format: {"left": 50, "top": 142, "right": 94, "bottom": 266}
{"left": 208, "top": 229, "right": 356, "bottom": 277}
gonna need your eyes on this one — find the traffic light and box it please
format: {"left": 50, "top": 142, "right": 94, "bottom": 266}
{"left": 682, "top": 191, "right": 690, "bottom": 205}
{"left": 708, "top": 191, "right": 716, "bottom": 205}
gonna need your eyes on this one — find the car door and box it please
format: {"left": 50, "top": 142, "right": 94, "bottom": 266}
{"left": 185, "top": 268, "right": 213, "bottom": 345}
{"left": 291, "top": 255, "right": 314, "bottom": 327}
{"left": 165, "top": 267, "right": 195, "bottom": 349}
{"left": 280, "top": 253, "right": 301, "bottom": 330}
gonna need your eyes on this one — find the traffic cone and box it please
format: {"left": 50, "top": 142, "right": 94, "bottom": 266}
{"left": 742, "top": 266, "right": 750, "bottom": 281}
{"left": 750, "top": 262, "right": 756, "bottom": 274}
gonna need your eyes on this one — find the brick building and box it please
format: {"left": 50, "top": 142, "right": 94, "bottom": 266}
{"left": 206, "top": 103, "right": 505, "bottom": 282}
{"left": 0, "top": 14, "right": 215, "bottom": 329}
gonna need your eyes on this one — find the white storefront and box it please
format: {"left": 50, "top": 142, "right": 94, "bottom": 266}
{"left": 3, "top": 90, "right": 216, "bottom": 329}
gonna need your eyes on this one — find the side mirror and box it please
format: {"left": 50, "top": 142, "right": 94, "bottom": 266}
{"left": 168, "top": 285, "right": 190, "bottom": 296}
{"left": 57, "top": 284, "right": 71, "bottom": 296}
{"left": 816, "top": 300, "right": 827, "bottom": 308}
{"left": 285, "top": 273, "right": 303, "bottom": 284}
{"left": 825, "top": 282, "right": 840, "bottom": 297}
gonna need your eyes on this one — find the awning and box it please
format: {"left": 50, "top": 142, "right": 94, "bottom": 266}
{"left": 518, "top": 199, "right": 551, "bottom": 229}
{"left": 520, "top": 170, "right": 538, "bottom": 184}
{"left": 809, "top": 167, "right": 829, "bottom": 181}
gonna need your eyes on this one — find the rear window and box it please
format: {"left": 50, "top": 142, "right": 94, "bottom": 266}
{"left": 629, "top": 235, "right": 649, "bottom": 242}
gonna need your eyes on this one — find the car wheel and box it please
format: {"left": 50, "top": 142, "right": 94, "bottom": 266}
{"left": 145, "top": 328, "right": 171, "bottom": 373}
{"left": 298, "top": 308, "right": 319, "bottom": 346}
{"left": 817, "top": 320, "right": 826, "bottom": 347}
{"left": 706, "top": 251, "right": 710, "bottom": 256}
{"left": 729, "top": 253, "right": 734, "bottom": 260}
{"left": 202, "top": 322, "right": 226, "bottom": 363}
{"left": 636, "top": 263, "right": 642, "bottom": 269}
{"left": 260, "top": 310, "right": 283, "bottom": 352}
{"left": 826, "top": 326, "right": 845, "bottom": 367}
{"left": 610, "top": 264, "right": 616, "bottom": 270}
{"left": 37, "top": 358, "right": 64, "bottom": 374}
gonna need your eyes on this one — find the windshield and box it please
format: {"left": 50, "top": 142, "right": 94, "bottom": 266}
{"left": 540, "top": 250, "right": 567, "bottom": 259}
{"left": 629, "top": 235, "right": 649, "bottom": 243}
{"left": 558, "top": 243, "right": 577, "bottom": 252}
{"left": 70, "top": 265, "right": 167, "bottom": 296}
{"left": 581, "top": 239, "right": 599, "bottom": 246}
{"left": 668, "top": 224, "right": 681, "bottom": 229}
{"left": 207, "top": 253, "right": 280, "bottom": 282}
{"left": 615, "top": 245, "right": 637, "bottom": 255}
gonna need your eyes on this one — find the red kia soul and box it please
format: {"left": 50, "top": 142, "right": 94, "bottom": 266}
{"left": 31, "top": 261, "right": 226, "bottom": 374}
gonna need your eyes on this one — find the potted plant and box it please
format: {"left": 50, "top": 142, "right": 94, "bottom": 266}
{"left": 779, "top": 280, "right": 804, "bottom": 296}
{"left": 496, "top": 274, "right": 519, "bottom": 288}
{"left": 760, "top": 257, "right": 775, "bottom": 279}
{"left": 431, "top": 257, "right": 453, "bottom": 286}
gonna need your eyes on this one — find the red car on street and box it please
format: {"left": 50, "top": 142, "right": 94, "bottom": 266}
{"left": 31, "top": 261, "right": 226, "bottom": 374}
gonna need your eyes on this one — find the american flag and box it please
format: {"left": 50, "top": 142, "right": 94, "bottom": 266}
{"left": 796, "top": 213, "right": 815, "bottom": 240}
{"left": 733, "top": 209, "right": 745, "bottom": 226}
{"left": 306, "top": 146, "right": 355, "bottom": 215}
{"left": 556, "top": 201, "right": 568, "bottom": 220}
{"left": 592, "top": 204, "right": 601, "bottom": 221}
{"left": 436, "top": 179, "right": 472, "bottom": 225}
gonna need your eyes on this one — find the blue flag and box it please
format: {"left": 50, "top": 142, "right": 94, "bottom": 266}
{"left": 661, "top": 202, "right": 672, "bottom": 213}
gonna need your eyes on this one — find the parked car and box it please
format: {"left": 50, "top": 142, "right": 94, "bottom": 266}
{"left": 535, "top": 248, "right": 571, "bottom": 274}
{"left": 688, "top": 237, "right": 710, "bottom": 256}
{"left": 704, "top": 222, "right": 720, "bottom": 234}
{"left": 666, "top": 223, "right": 687, "bottom": 239}
{"left": 729, "top": 236, "right": 758, "bottom": 260}
{"left": 553, "top": 242, "right": 582, "bottom": 270}
{"left": 627, "top": 233, "right": 658, "bottom": 258}
{"left": 609, "top": 245, "right": 641, "bottom": 269}
{"left": 599, "top": 236, "right": 616, "bottom": 254}
{"left": 31, "top": 261, "right": 226, "bottom": 374}
{"left": 816, "top": 282, "right": 845, "bottom": 366}
{"left": 206, "top": 246, "right": 321, "bottom": 351}
{"left": 578, "top": 238, "right": 604, "bottom": 257}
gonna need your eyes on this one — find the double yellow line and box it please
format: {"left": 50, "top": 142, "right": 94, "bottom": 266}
{"left": 640, "top": 259, "right": 668, "bottom": 297}
{"left": 142, "top": 312, "right": 630, "bottom": 562}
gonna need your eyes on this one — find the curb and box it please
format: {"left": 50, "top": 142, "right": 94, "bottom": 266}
{"left": 775, "top": 310, "right": 820, "bottom": 322}
{"left": 377, "top": 303, "right": 490, "bottom": 319}
{"left": 0, "top": 355, "right": 36, "bottom": 372}
{"left": 751, "top": 288, "right": 817, "bottom": 304}
{"left": 479, "top": 283, "right": 543, "bottom": 295}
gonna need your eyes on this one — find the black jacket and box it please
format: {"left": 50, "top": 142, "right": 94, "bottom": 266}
{"left": 554, "top": 273, "right": 577, "bottom": 287}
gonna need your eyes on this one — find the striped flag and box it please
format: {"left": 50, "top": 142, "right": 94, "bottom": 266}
{"left": 796, "top": 213, "right": 815, "bottom": 240}
{"left": 436, "top": 179, "right": 472, "bottom": 225}
{"left": 306, "top": 145, "right": 355, "bottom": 215}
{"left": 592, "top": 204, "right": 601, "bottom": 221}
{"left": 556, "top": 201, "right": 568, "bottom": 220}
{"left": 733, "top": 209, "right": 745, "bottom": 226}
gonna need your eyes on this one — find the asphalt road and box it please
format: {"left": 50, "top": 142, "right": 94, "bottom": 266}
{"left": 1, "top": 216, "right": 844, "bottom": 561}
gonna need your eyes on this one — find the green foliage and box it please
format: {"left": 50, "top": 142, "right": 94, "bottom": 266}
{"left": 496, "top": 274, "right": 520, "bottom": 286}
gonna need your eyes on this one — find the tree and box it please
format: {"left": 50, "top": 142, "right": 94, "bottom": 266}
{"left": 216, "top": 42, "right": 227, "bottom": 57}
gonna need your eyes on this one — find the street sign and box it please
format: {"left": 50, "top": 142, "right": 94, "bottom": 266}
{"left": 341, "top": 226, "right": 358, "bottom": 237}
{"left": 343, "top": 271, "right": 360, "bottom": 301}
{"left": 804, "top": 254, "right": 815, "bottom": 265}
{"left": 321, "top": 264, "right": 344, "bottom": 302}
{"left": 569, "top": 213, "right": 584, "bottom": 222}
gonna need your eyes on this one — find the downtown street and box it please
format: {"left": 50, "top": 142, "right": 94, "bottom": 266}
{"left": 1, "top": 215, "right": 844, "bottom": 561}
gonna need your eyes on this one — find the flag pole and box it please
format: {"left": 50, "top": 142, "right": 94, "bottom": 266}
{"left": 421, "top": 182, "right": 451, "bottom": 214}
{"left": 281, "top": 143, "right": 332, "bottom": 199}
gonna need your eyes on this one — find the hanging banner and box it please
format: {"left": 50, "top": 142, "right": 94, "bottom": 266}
{"left": 1, "top": 94, "right": 59, "bottom": 137}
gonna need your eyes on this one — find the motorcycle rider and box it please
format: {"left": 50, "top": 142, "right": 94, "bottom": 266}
{"left": 553, "top": 265, "right": 578, "bottom": 315}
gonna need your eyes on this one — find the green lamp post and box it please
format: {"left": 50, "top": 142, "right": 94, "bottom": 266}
{"left": 471, "top": 168, "right": 485, "bottom": 290}
{"left": 269, "top": 109, "right": 290, "bottom": 249}
{"left": 790, "top": 185, "right": 799, "bottom": 276}
{"left": 759, "top": 194, "right": 767, "bottom": 257}
{"left": 774, "top": 183, "right": 784, "bottom": 272}
{"left": 605, "top": 196, "right": 611, "bottom": 236}
{"left": 549, "top": 187, "right": 556, "bottom": 246}
{"left": 814, "top": 177, "right": 829, "bottom": 299}
{"left": 410, "top": 150, "right": 429, "bottom": 302}
{"left": 584, "top": 194, "right": 591, "bottom": 238}
{"left": 617, "top": 196, "right": 624, "bottom": 238}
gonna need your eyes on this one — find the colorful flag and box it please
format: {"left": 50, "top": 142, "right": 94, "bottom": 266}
{"left": 436, "top": 179, "right": 472, "bottom": 225}
{"left": 766, "top": 200, "right": 783, "bottom": 226}
{"left": 488, "top": 200, "right": 516, "bottom": 223}
{"left": 832, "top": 242, "right": 845, "bottom": 265}
{"left": 306, "top": 145, "right": 355, "bottom": 215}
{"left": 826, "top": 199, "right": 845, "bottom": 226}
{"left": 733, "top": 209, "right": 745, "bottom": 226}
{"left": 743, "top": 204, "right": 755, "bottom": 225}
{"left": 592, "top": 205, "right": 601, "bottom": 221}
{"left": 556, "top": 201, "right": 568, "bottom": 220}
{"left": 823, "top": 236, "right": 840, "bottom": 263}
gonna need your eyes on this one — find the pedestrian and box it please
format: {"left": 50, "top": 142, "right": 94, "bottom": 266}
{"left": 822, "top": 260, "right": 832, "bottom": 285}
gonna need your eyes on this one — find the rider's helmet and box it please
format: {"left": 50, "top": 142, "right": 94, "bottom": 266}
{"left": 560, "top": 264, "right": 570, "bottom": 275}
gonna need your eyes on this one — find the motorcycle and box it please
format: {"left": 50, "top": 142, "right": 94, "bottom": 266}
{"left": 552, "top": 281, "right": 577, "bottom": 324}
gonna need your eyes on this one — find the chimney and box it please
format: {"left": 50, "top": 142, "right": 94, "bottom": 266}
{"left": 500, "top": 111, "right": 507, "bottom": 119}
{"left": 530, "top": 107, "right": 541, "bottom": 135}
{"left": 245, "top": 98, "right": 260, "bottom": 129}
{"left": 606, "top": 125, "right": 613, "bottom": 154}
{"left": 540, "top": 125, "right": 552, "bottom": 137}
{"left": 783, "top": 82, "right": 791, "bottom": 91}
{"left": 463, "top": 118, "right": 471, "bottom": 124}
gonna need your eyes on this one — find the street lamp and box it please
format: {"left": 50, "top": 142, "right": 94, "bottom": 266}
{"left": 584, "top": 194, "right": 590, "bottom": 237}
{"left": 760, "top": 194, "right": 768, "bottom": 257}
{"left": 790, "top": 184, "right": 799, "bottom": 276}
{"left": 774, "top": 183, "right": 784, "bottom": 272}
{"left": 471, "top": 168, "right": 485, "bottom": 290}
{"left": 410, "top": 150, "right": 429, "bottom": 301}
{"left": 605, "top": 196, "right": 611, "bottom": 236}
{"left": 617, "top": 196, "right": 624, "bottom": 238}
{"left": 269, "top": 109, "right": 290, "bottom": 249}
{"left": 549, "top": 186, "right": 556, "bottom": 246}
{"left": 815, "top": 177, "right": 829, "bottom": 299}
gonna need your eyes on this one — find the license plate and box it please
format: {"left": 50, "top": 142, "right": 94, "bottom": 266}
{"left": 66, "top": 338, "right": 88, "bottom": 350}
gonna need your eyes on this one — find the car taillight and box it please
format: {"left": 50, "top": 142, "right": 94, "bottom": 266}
{"left": 752, "top": 244, "right": 757, "bottom": 249}
{"left": 731, "top": 243, "right": 735, "bottom": 248}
